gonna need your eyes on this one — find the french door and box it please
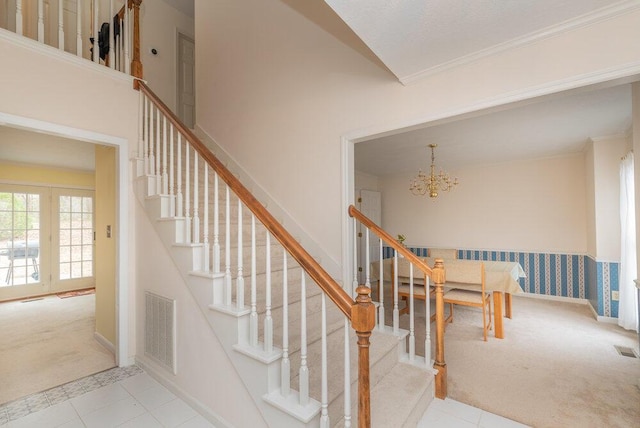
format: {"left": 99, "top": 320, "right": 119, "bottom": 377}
{"left": 0, "top": 184, "right": 94, "bottom": 301}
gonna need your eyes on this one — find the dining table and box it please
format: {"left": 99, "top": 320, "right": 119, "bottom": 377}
{"left": 369, "top": 256, "right": 526, "bottom": 339}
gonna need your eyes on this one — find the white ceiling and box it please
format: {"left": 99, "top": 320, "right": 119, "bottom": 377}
{"left": 324, "top": 0, "right": 638, "bottom": 176}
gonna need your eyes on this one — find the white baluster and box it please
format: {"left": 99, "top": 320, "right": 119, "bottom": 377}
{"left": 37, "top": 0, "right": 44, "bottom": 43}
{"left": 320, "top": 293, "right": 329, "bottom": 428}
{"left": 124, "top": 2, "right": 130, "bottom": 74}
{"left": 162, "top": 117, "right": 168, "bottom": 194}
{"left": 425, "top": 275, "right": 432, "bottom": 367}
{"left": 176, "top": 133, "right": 183, "bottom": 220}
{"left": 169, "top": 123, "right": 175, "bottom": 216}
{"left": 264, "top": 233, "right": 273, "bottom": 352}
{"left": 119, "top": 16, "right": 124, "bottom": 71}
{"left": 299, "top": 273, "right": 309, "bottom": 406}
{"left": 343, "top": 319, "right": 351, "bottom": 427}
{"left": 144, "top": 97, "right": 150, "bottom": 175}
{"left": 202, "top": 165, "right": 210, "bottom": 271}
{"left": 224, "top": 185, "right": 232, "bottom": 305}
{"left": 92, "top": 0, "right": 98, "bottom": 62}
{"left": 109, "top": 0, "right": 115, "bottom": 69}
{"left": 393, "top": 252, "right": 399, "bottom": 334}
{"left": 352, "top": 218, "right": 358, "bottom": 297}
{"left": 148, "top": 103, "right": 157, "bottom": 176}
{"left": 235, "top": 200, "right": 244, "bottom": 309}
{"left": 16, "top": 0, "right": 23, "bottom": 36}
{"left": 250, "top": 214, "right": 258, "bottom": 347}
{"left": 280, "top": 251, "right": 290, "bottom": 396}
{"left": 409, "top": 264, "right": 415, "bottom": 361}
{"left": 155, "top": 107, "right": 161, "bottom": 194}
{"left": 213, "top": 172, "right": 220, "bottom": 273}
{"left": 58, "top": 0, "right": 64, "bottom": 50}
{"left": 365, "top": 229, "right": 371, "bottom": 289}
{"left": 192, "top": 153, "right": 200, "bottom": 243}
{"left": 76, "top": 0, "right": 82, "bottom": 56}
{"left": 184, "top": 143, "right": 191, "bottom": 243}
{"left": 137, "top": 91, "right": 143, "bottom": 162}
{"left": 378, "top": 237, "right": 385, "bottom": 331}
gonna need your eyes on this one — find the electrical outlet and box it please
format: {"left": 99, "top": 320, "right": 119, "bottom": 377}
{"left": 612, "top": 290, "right": 619, "bottom": 301}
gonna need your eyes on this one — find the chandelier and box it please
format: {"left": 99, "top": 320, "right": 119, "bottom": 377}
{"left": 409, "top": 144, "right": 459, "bottom": 198}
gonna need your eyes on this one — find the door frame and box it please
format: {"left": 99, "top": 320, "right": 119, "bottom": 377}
{"left": 0, "top": 111, "right": 130, "bottom": 366}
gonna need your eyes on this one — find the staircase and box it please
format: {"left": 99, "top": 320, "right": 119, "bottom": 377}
{"left": 132, "top": 82, "right": 437, "bottom": 426}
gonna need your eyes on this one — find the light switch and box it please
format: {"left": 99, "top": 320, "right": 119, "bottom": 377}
{"left": 107, "top": 225, "right": 112, "bottom": 238}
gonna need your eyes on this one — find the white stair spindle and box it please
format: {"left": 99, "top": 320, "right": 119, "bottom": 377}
{"left": 176, "top": 133, "right": 183, "bottom": 219}
{"left": 192, "top": 153, "right": 200, "bottom": 243}
{"left": 393, "top": 252, "right": 399, "bottom": 334}
{"left": 118, "top": 16, "right": 124, "bottom": 71}
{"left": 212, "top": 172, "right": 220, "bottom": 273}
{"left": 16, "top": 0, "right": 23, "bottom": 36}
{"left": 184, "top": 143, "right": 191, "bottom": 243}
{"left": 92, "top": 0, "right": 98, "bottom": 62}
{"left": 58, "top": 0, "right": 64, "bottom": 50}
{"left": 137, "top": 90, "right": 143, "bottom": 161}
{"left": 378, "top": 237, "right": 385, "bottom": 331}
{"left": 162, "top": 116, "right": 168, "bottom": 194}
{"left": 320, "top": 293, "right": 329, "bottom": 428}
{"left": 343, "top": 319, "right": 351, "bottom": 427}
{"left": 249, "top": 214, "right": 258, "bottom": 347}
{"left": 264, "top": 233, "right": 273, "bottom": 352}
{"left": 169, "top": 124, "right": 175, "bottom": 216}
{"left": 299, "top": 273, "right": 309, "bottom": 406}
{"left": 235, "top": 200, "right": 244, "bottom": 309}
{"left": 365, "top": 228, "right": 371, "bottom": 289}
{"left": 202, "top": 166, "right": 210, "bottom": 271}
{"left": 280, "top": 251, "right": 290, "bottom": 396}
{"left": 148, "top": 100, "right": 156, "bottom": 176}
{"left": 425, "top": 275, "right": 432, "bottom": 367}
{"left": 352, "top": 217, "right": 358, "bottom": 297}
{"left": 409, "top": 264, "right": 415, "bottom": 361}
{"left": 37, "top": 0, "right": 44, "bottom": 43}
{"left": 155, "top": 107, "right": 161, "bottom": 193}
{"left": 76, "top": 0, "right": 82, "bottom": 56}
{"left": 144, "top": 97, "right": 150, "bottom": 175}
{"left": 124, "top": 3, "right": 130, "bottom": 74}
{"left": 224, "top": 185, "right": 232, "bottom": 305}
{"left": 108, "top": 0, "right": 115, "bottom": 69}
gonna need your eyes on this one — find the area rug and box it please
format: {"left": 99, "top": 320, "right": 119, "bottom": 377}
{"left": 57, "top": 288, "right": 95, "bottom": 299}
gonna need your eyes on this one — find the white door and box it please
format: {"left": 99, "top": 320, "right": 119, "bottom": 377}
{"left": 177, "top": 32, "right": 195, "bottom": 128}
{"left": 358, "top": 190, "right": 381, "bottom": 284}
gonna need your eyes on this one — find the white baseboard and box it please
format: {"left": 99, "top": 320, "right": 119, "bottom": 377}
{"left": 517, "top": 292, "right": 621, "bottom": 324}
{"left": 94, "top": 331, "right": 115, "bottom": 355}
{"left": 136, "top": 356, "right": 234, "bottom": 428}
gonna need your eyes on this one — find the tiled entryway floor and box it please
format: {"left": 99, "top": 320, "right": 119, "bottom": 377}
{"left": 418, "top": 397, "right": 530, "bottom": 428}
{"left": 0, "top": 366, "right": 215, "bottom": 427}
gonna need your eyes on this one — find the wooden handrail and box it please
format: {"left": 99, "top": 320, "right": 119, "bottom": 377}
{"left": 348, "top": 205, "right": 433, "bottom": 278}
{"left": 135, "top": 80, "right": 353, "bottom": 319}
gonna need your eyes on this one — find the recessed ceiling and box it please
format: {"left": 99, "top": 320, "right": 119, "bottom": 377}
{"left": 0, "top": 126, "right": 95, "bottom": 171}
{"left": 355, "top": 83, "right": 632, "bottom": 176}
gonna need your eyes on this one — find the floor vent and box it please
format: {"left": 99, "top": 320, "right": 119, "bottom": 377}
{"left": 145, "top": 291, "right": 177, "bottom": 374}
{"left": 614, "top": 345, "right": 638, "bottom": 358}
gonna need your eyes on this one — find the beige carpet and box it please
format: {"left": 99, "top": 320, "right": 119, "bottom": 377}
{"left": 0, "top": 293, "right": 115, "bottom": 405}
{"left": 380, "top": 290, "right": 640, "bottom": 428}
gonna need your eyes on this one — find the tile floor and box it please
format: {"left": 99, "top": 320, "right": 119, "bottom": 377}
{"left": 0, "top": 366, "right": 215, "bottom": 427}
{"left": 1, "top": 365, "right": 528, "bottom": 427}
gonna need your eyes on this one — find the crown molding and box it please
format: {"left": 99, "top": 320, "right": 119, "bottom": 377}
{"left": 400, "top": 0, "right": 640, "bottom": 85}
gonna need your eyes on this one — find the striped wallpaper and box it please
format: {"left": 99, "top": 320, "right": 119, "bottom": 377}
{"left": 382, "top": 246, "right": 619, "bottom": 317}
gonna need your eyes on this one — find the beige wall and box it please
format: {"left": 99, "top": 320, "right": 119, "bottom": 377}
{"left": 140, "top": 0, "right": 194, "bottom": 113}
{"left": 95, "top": 146, "right": 117, "bottom": 345}
{"left": 195, "top": 0, "right": 640, "bottom": 270}
{"left": 379, "top": 155, "right": 587, "bottom": 253}
{"left": 0, "top": 162, "right": 94, "bottom": 188}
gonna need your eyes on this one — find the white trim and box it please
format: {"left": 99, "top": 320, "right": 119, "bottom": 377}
{"left": 0, "top": 110, "right": 130, "bottom": 367}
{"left": 136, "top": 356, "right": 235, "bottom": 428}
{"left": 518, "top": 291, "right": 589, "bottom": 305}
{"left": 0, "top": 27, "right": 134, "bottom": 84}
{"left": 94, "top": 331, "right": 116, "bottom": 354}
{"left": 400, "top": 0, "right": 640, "bottom": 85}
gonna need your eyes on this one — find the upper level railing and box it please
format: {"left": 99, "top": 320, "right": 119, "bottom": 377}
{"left": 1, "top": 0, "right": 142, "bottom": 78}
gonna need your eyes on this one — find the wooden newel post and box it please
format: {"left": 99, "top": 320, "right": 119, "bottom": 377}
{"left": 351, "top": 285, "right": 376, "bottom": 428}
{"left": 432, "top": 258, "right": 448, "bottom": 399}
{"left": 131, "top": 0, "right": 143, "bottom": 79}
